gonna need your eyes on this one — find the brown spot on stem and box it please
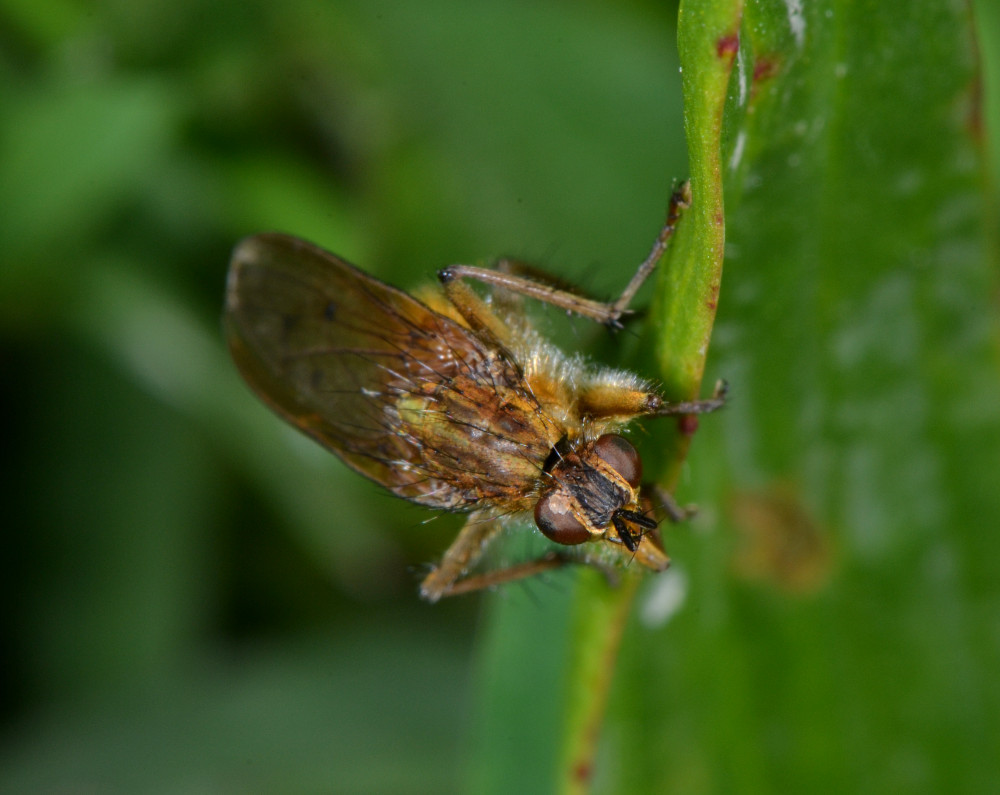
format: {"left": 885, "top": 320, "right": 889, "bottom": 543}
{"left": 678, "top": 415, "right": 700, "bottom": 436}
{"left": 716, "top": 34, "right": 739, "bottom": 59}
{"left": 752, "top": 56, "right": 780, "bottom": 84}
{"left": 749, "top": 54, "right": 782, "bottom": 102}
{"left": 706, "top": 281, "right": 720, "bottom": 312}
{"left": 965, "top": 72, "right": 984, "bottom": 144}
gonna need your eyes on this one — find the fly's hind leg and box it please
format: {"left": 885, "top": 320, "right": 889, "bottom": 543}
{"left": 438, "top": 181, "right": 692, "bottom": 330}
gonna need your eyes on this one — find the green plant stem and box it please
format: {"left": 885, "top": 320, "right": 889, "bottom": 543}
{"left": 553, "top": 3, "right": 743, "bottom": 792}
{"left": 557, "top": 569, "right": 641, "bottom": 795}
{"left": 654, "top": 0, "right": 743, "bottom": 482}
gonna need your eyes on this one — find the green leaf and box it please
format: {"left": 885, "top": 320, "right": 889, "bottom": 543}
{"left": 608, "top": 1, "right": 999, "bottom": 793}
{"left": 654, "top": 0, "right": 742, "bottom": 399}
{"left": 475, "top": 0, "right": 999, "bottom": 792}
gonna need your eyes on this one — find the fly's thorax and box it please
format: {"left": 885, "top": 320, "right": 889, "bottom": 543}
{"left": 533, "top": 434, "right": 663, "bottom": 568}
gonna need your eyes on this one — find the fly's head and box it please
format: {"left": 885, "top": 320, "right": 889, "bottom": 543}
{"left": 533, "top": 434, "right": 669, "bottom": 571}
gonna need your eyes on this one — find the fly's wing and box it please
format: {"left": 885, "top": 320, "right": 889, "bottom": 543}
{"left": 225, "top": 233, "right": 501, "bottom": 507}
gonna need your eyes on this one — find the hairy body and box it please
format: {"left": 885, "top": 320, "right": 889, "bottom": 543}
{"left": 225, "top": 184, "right": 724, "bottom": 600}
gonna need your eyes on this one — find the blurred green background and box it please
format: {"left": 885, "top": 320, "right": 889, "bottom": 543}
{"left": 1, "top": 1, "right": 998, "bottom": 793}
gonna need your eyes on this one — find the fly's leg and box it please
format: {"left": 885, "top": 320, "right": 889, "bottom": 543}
{"left": 430, "top": 550, "right": 626, "bottom": 599}
{"left": 419, "top": 512, "right": 503, "bottom": 602}
{"left": 607, "top": 179, "right": 692, "bottom": 321}
{"left": 477, "top": 257, "right": 582, "bottom": 317}
{"left": 643, "top": 483, "right": 696, "bottom": 523}
{"left": 440, "top": 552, "right": 573, "bottom": 598}
{"left": 576, "top": 378, "right": 728, "bottom": 424}
{"left": 646, "top": 379, "right": 729, "bottom": 417}
{"left": 438, "top": 181, "right": 692, "bottom": 329}
{"left": 421, "top": 517, "right": 628, "bottom": 600}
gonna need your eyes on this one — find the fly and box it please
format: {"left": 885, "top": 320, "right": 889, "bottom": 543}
{"left": 224, "top": 182, "right": 725, "bottom": 601}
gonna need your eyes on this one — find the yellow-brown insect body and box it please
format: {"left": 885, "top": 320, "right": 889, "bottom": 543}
{"left": 414, "top": 284, "right": 663, "bottom": 546}
{"left": 226, "top": 202, "right": 723, "bottom": 600}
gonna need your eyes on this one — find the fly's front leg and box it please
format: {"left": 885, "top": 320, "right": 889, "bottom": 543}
{"left": 642, "top": 483, "right": 695, "bottom": 523}
{"left": 438, "top": 181, "right": 692, "bottom": 328}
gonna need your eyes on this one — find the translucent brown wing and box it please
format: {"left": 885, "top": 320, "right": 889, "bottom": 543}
{"left": 225, "top": 233, "right": 557, "bottom": 510}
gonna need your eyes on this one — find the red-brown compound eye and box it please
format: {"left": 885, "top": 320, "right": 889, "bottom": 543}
{"left": 534, "top": 491, "right": 591, "bottom": 546}
{"left": 593, "top": 434, "right": 642, "bottom": 488}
